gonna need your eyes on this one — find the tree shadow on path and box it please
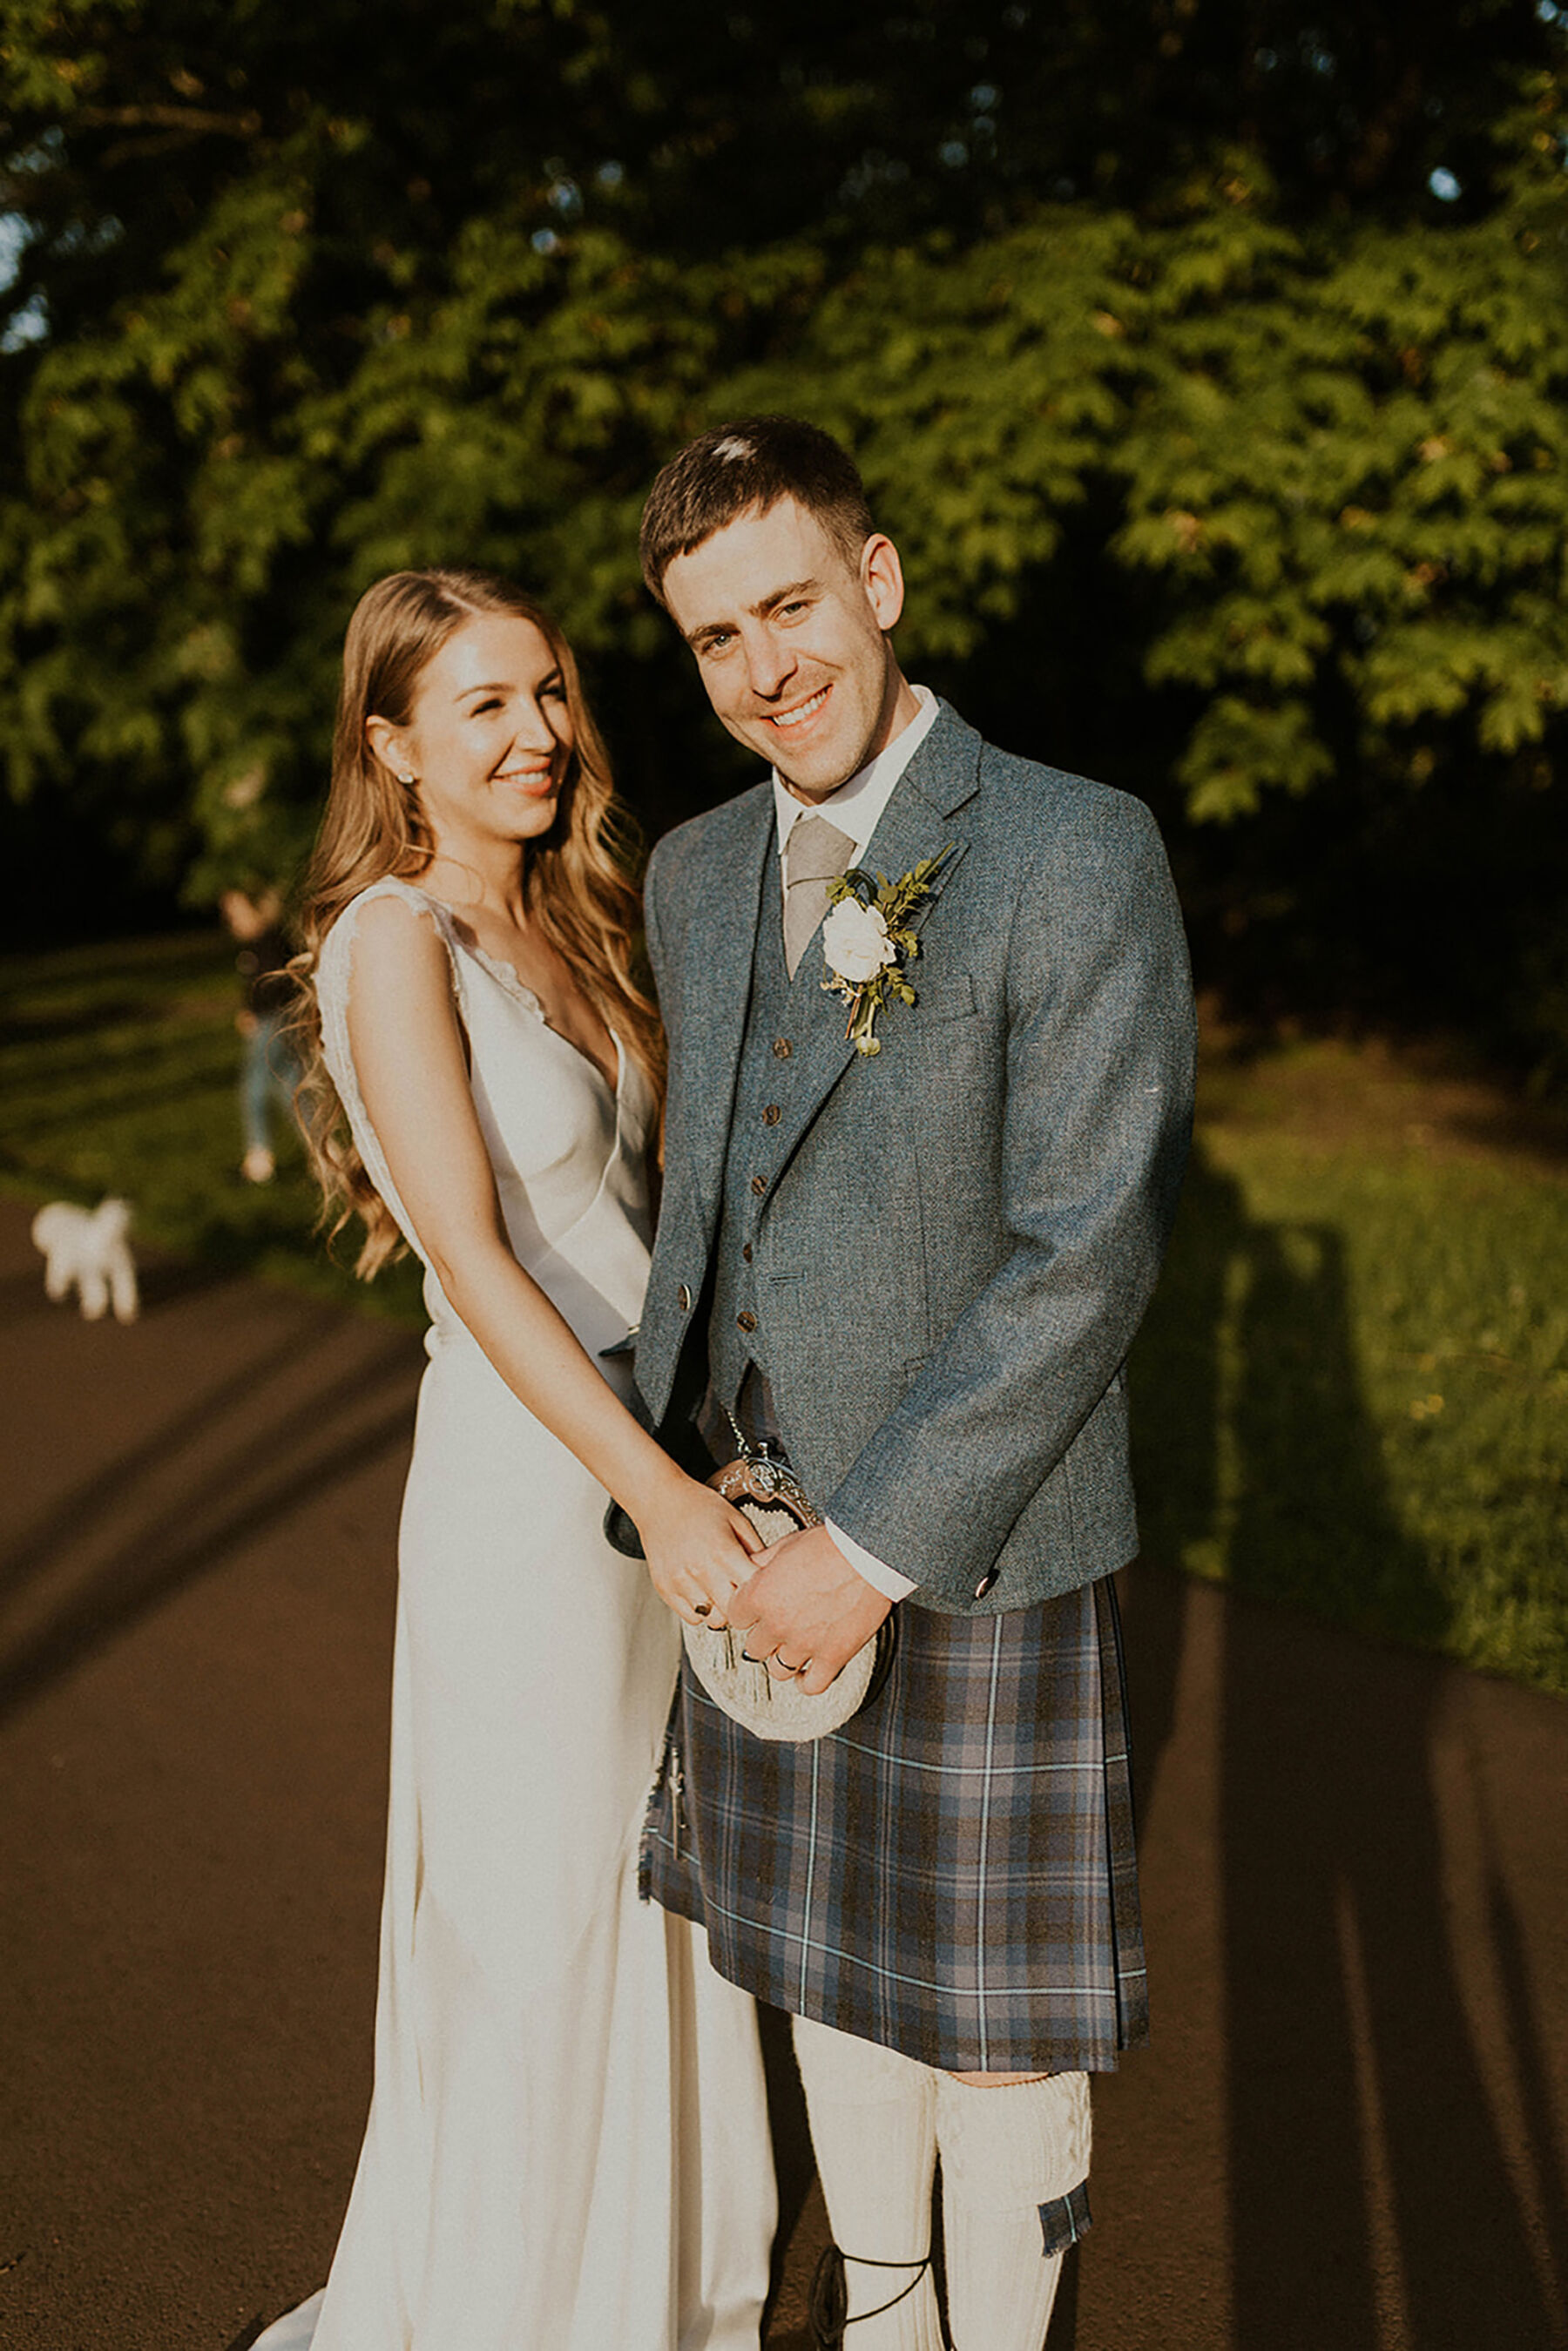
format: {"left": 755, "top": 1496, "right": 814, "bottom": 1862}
{"left": 1131, "top": 1145, "right": 1567, "bottom": 2349}
{"left": 0, "top": 1305, "right": 421, "bottom": 1728}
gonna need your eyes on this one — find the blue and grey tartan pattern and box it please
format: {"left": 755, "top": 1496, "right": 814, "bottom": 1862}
{"left": 642, "top": 1572, "right": 1148, "bottom": 2075}
{"left": 1041, "top": 2180, "right": 1094, "bottom": 2259}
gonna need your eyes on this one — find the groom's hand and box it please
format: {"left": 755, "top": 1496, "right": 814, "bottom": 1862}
{"left": 727, "top": 1525, "right": 891, "bottom": 1696}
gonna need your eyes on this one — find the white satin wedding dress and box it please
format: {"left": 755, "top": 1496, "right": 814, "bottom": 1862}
{"left": 256, "top": 878, "right": 774, "bottom": 2351}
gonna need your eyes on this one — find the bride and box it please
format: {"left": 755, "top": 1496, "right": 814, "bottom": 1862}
{"left": 258, "top": 568, "right": 775, "bottom": 2349}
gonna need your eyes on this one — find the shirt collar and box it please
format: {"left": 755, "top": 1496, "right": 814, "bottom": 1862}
{"left": 772, "top": 685, "right": 939, "bottom": 866}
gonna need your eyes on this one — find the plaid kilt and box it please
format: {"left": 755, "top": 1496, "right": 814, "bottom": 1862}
{"left": 642, "top": 1571, "right": 1148, "bottom": 2074}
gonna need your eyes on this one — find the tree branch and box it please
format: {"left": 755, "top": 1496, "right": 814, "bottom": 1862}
{"left": 76, "top": 104, "right": 262, "bottom": 139}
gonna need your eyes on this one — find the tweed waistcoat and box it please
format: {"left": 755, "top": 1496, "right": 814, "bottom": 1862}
{"left": 706, "top": 874, "right": 819, "bottom": 1416}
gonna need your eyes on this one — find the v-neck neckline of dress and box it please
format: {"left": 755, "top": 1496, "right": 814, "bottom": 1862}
{"left": 403, "top": 886, "right": 625, "bottom": 1105}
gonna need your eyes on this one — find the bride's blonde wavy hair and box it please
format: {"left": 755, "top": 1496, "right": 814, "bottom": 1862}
{"left": 293, "top": 567, "right": 665, "bottom": 1277}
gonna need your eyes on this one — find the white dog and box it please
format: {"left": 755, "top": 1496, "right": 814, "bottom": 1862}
{"left": 31, "top": 1197, "right": 140, "bottom": 1325}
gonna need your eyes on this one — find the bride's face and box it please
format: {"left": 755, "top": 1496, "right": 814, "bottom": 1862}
{"left": 372, "top": 613, "right": 575, "bottom": 858}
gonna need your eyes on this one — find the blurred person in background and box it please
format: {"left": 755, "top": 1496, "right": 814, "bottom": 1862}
{"left": 220, "top": 884, "right": 301, "bottom": 1184}
{"left": 253, "top": 567, "right": 774, "bottom": 2351}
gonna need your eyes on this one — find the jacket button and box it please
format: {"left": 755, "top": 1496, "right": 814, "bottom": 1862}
{"left": 750, "top": 1173, "right": 767, "bottom": 1196}
{"left": 773, "top": 1037, "right": 793, "bottom": 1058}
{"left": 973, "top": 1569, "right": 999, "bottom": 1599}
{"left": 741, "top": 1243, "right": 753, "bottom": 1263}
{"left": 677, "top": 1283, "right": 693, "bottom": 1312}
{"left": 762, "top": 1104, "right": 781, "bottom": 1125}
{"left": 737, "top": 1311, "right": 758, "bottom": 1334}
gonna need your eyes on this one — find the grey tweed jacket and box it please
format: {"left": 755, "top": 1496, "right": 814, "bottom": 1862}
{"left": 632, "top": 700, "right": 1196, "bottom": 1617}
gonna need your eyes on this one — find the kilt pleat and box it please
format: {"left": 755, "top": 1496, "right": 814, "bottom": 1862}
{"left": 642, "top": 1573, "right": 1148, "bottom": 2074}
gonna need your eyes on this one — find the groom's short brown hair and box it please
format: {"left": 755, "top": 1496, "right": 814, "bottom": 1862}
{"left": 639, "top": 415, "right": 875, "bottom": 607}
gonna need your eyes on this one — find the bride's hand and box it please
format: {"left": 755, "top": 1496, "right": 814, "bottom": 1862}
{"left": 634, "top": 1473, "right": 763, "bottom": 1628}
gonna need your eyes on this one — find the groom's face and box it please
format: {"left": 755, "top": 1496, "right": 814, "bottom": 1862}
{"left": 661, "top": 497, "right": 907, "bottom": 801}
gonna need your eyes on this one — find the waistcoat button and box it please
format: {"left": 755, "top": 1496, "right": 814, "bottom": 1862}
{"left": 762, "top": 1104, "right": 781, "bottom": 1125}
{"left": 773, "top": 1037, "right": 793, "bottom": 1058}
{"left": 973, "top": 1568, "right": 999, "bottom": 1599}
{"left": 677, "top": 1283, "right": 693, "bottom": 1312}
{"left": 741, "top": 1243, "right": 753, "bottom": 1263}
{"left": 750, "top": 1173, "right": 767, "bottom": 1196}
{"left": 736, "top": 1311, "right": 758, "bottom": 1334}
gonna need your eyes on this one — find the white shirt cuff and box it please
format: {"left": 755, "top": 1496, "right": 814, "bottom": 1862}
{"left": 824, "top": 1517, "right": 916, "bottom": 1602}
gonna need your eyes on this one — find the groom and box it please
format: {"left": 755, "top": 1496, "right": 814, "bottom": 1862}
{"left": 628, "top": 416, "right": 1194, "bottom": 2350}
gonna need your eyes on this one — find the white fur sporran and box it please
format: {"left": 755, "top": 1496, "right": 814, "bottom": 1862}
{"left": 686, "top": 1448, "right": 896, "bottom": 1742}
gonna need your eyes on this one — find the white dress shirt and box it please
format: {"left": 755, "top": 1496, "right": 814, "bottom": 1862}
{"left": 769, "top": 686, "right": 939, "bottom": 1605}
{"left": 771, "top": 683, "right": 939, "bottom": 874}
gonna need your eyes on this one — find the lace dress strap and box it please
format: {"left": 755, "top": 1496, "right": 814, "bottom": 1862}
{"left": 317, "top": 877, "right": 468, "bottom": 1069}
{"left": 328, "top": 875, "right": 465, "bottom": 981}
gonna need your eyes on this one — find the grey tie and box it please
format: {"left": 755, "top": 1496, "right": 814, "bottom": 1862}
{"left": 782, "top": 814, "right": 855, "bottom": 978}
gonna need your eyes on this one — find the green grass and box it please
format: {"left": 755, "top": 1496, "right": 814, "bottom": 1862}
{"left": 3, "top": 938, "right": 1565, "bottom": 1694}
{"left": 1132, "top": 1035, "right": 1568, "bottom": 1696}
{"left": 0, "top": 931, "right": 426, "bottom": 1325}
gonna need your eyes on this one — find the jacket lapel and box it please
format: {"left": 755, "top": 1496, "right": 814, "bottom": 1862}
{"left": 763, "top": 710, "right": 979, "bottom": 1185}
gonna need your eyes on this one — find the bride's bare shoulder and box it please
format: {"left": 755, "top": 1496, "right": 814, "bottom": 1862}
{"left": 331, "top": 888, "right": 459, "bottom": 1030}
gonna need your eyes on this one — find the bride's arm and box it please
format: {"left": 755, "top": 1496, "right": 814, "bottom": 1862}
{"left": 344, "top": 894, "right": 759, "bottom": 1620}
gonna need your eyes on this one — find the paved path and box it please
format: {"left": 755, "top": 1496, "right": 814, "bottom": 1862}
{"left": 2, "top": 1197, "right": 1565, "bottom": 2350}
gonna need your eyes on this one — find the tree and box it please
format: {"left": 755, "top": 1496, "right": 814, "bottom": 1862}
{"left": 1, "top": 0, "right": 1563, "bottom": 1064}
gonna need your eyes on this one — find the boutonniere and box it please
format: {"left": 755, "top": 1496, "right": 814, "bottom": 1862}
{"left": 821, "top": 849, "right": 951, "bottom": 1057}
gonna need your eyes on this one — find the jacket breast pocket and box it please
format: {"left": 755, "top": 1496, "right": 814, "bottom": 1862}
{"left": 909, "top": 972, "right": 976, "bottom": 1024}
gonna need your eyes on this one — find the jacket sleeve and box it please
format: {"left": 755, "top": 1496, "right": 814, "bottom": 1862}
{"left": 823, "top": 787, "right": 1196, "bottom": 1604}
{"left": 642, "top": 834, "right": 672, "bottom": 1010}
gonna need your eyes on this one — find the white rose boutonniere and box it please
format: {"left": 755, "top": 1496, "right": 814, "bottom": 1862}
{"left": 821, "top": 848, "right": 951, "bottom": 1056}
{"left": 820, "top": 896, "right": 897, "bottom": 987}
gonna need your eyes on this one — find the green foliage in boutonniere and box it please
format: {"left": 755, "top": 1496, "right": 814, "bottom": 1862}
{"left": 821, "top": 848, "right": 951, "bottom": 1056}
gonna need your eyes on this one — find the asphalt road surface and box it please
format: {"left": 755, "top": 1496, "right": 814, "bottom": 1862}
{"left": 2, "top": 1199, "right": 1565, "bottom": 2350}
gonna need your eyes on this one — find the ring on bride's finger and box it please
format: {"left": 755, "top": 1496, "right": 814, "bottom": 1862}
{"left": 776, "top": 1657, "right": 808, "bottom": 1676}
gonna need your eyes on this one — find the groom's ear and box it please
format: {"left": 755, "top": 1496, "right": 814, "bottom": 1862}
{"left": 860, "top": 533, "right": 906, "bottom": 633}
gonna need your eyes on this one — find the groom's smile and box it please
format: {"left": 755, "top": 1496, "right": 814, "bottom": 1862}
{"left": 662, "top": 497, "right": 920, "bottom": 802}
{"left": 764, "top": 683, "right": 832, "bottom": 733}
